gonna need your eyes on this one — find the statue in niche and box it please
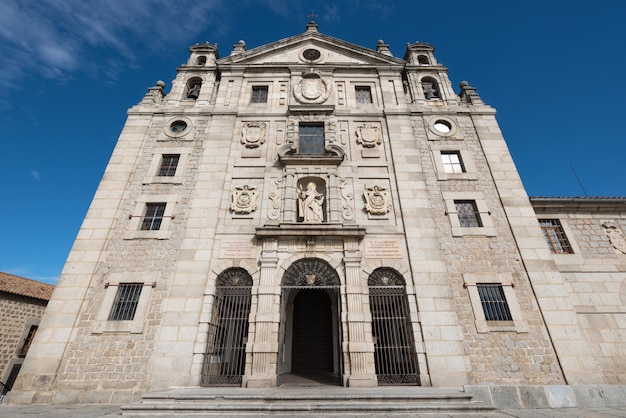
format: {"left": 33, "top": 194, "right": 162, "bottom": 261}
{"left": 231, "top": 185, "right": 258, "bottom": 214}
{"left": 364, "top": 185, "right": 391, "bottom": 215}
{"left": 356, "top": 123, "right": 382, "bottom": 148}
{"left": 298, "top": 182, "right": 324, "bottom": 223}
{"left": 602, "top": 220, "right": 626, "bottom": 254}
{"left": 240, "top": 122, "right": 267, "bottom": 148}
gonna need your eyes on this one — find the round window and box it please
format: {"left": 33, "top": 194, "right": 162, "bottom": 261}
{"left": 303, "top": 48, "right": 321, "bottom": 61}
{"left": 170, "top": 120, "right": 188, "bottom": 133}
{"left": 433, "top": 120, "right": 452, "bottom": 133}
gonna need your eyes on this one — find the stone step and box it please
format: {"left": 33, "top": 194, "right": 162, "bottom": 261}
{"left": 121, "top": 387, "right": 498, "bottom": 416}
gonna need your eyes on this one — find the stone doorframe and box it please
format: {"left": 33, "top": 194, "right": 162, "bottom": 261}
{"left": 249, "top": 225, "right": 376, "bottom": 388}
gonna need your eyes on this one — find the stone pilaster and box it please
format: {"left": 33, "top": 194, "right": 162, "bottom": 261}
{"left": 244, "top": 238, "right": 280, "bottom": 387}
{"left": 343, "top": 238, "right": 377, "bottom": 387}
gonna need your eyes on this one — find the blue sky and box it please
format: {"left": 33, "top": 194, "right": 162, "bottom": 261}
{"left": 1, "top": 0, "right": 625, "bottom": 285}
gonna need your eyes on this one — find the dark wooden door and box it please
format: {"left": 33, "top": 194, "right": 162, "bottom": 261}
{"left": 292, "top": 290, "right": 333, "bottom": 372}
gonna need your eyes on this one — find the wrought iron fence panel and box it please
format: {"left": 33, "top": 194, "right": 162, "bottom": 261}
{"left": 369, "top": 286, "right": 418, "bottom": 385}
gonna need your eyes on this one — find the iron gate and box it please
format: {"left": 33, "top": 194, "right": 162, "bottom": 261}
{"left": 201, "top": 268, "right": 252, "bottom": 386}
{"left": 368, "top": 268, "right": 419, "bottom": 385}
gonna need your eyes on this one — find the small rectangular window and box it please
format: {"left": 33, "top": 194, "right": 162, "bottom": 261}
{"left": 299, "top": 123, "right": 325, "bottom": 154}
{"left": 441, "top": 151, "right": 465, "bottom": 173}
{"left": 250, "top": 86, "right": 268, "bottom": 103}
{"left": 108, "top": 283, "right": 143, "bottom": 321}
{"left": 141, "top": 203, "right": 166, "bottom": 231}
{"left": 477, "top": 284, "right": 512, "bottom": 321}
{"left": 158, "top": 154, "right": 180, "bottom": 177}
{"left": 455, "top": 200, "right": 482, "bottom": 227}
{"left": 355, "top": 86, "right": 372, "bottom": 104}
{"left": 19, "top": 325, "right": 38, "bottom": 356}
{"left": 539, "top": 219, "right": 573, "bottom": 254}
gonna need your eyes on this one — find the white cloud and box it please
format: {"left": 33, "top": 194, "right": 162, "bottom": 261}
{"left": 0, "top": 0, "right": 230, "bottom": 90}
{"left": 31, "top": 170, "right": 41, "bottom": 181}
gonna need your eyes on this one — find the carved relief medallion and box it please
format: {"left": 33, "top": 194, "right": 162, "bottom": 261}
{"left": 364, "top": 185, "right": 391, "bottom": 215}
{"left": 231, "top": 185, "right": 258, "bottom": 214}
{"left": 294, "top": 70, "right": 331, "bottom": 104}
{"left": 240, "top": 122, "right": 267, "bottom": 148}
{"left": 356, "top": 123, "right": 382, "bottom": 148}
{"left": 602, "top": 220, "right": 626, "bottom": 254}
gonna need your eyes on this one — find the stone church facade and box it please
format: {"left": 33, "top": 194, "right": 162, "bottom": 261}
{"left": 8, "top": 22, "right": 626, "bottom": 404}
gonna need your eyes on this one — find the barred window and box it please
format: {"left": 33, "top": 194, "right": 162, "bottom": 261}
{"left": 539, "top": 219, "right": 573, "bottom": 254}
{"left": 108, "top": 284, "right": 143, "bottom": 321}
{"left": 299, "top": 123, "right": 325, "bottom": 154}
{"left": 158, "top": 154, "right": 180, "bottom": 177}
{"left": 455, "top": 200, "right": 482, "bottom": 227}
{"left": 250, "top": 86, "right": 268, "bottom": 103}
{"left": 355, "top": 86, "right": 372, "bottom": 104}
{"left": 477, "top": 284, "right": 512, "bottom": 321}
{"left": 441, "top": 151, "right": 465, "bottom": 173}
{"left": 141, "top": 203, "right": 166, "bottom": 231}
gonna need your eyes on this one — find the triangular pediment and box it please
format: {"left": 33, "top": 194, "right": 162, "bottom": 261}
{"left": 217, "top": 30, "right": 405, "bottom": 67}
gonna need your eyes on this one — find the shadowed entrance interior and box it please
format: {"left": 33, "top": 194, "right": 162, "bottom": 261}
{"left": 292, "top": 290, "right": 333, "bottom": 373}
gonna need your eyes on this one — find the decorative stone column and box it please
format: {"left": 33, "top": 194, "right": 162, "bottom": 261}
{"left": 343, "top": 238, "right": 378, "bottom": 387}
{"left": 244, "top": 237, "right": 280, "bottom": 387}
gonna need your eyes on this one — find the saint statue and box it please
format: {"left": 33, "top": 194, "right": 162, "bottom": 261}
{"left": 299, "top": 182, "right": 324, "bottom": 222}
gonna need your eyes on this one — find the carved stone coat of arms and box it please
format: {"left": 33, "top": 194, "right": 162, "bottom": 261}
{"left": 231, "top": 185, "right": 258, "bottom": 214}
{"left": 356, "top": 123, "right": 382, "bottom": 148}
{"left": 364, "top": 185, "right": 391, "bottom": 215}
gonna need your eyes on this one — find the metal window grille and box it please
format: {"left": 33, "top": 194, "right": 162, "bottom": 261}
{"left": 250, "top": 86, "right": 268, "bottom": 103}
{"left": 539, "top": 219, "right": 573, "bottom": 254}
{"left": 355, "top": 86, "right": 372, "bottom": 104}
{"left": 108, "top": 283, "right": 143, "bottom": 321}
{"left": 441, "top": 151, "right": 465, "bottom": 173}
{"left": 140, "top": 203, "right": 166, "bottom": 231}
{"left": 298, "top": 124, "right": 325, "bottom": 154}
{"left": 477, "top": 284, "right": 512, "bottom": 321}
{"left": 158, "top": 154, "right": 180, "bottom": 177}
{"left": 455, "top": 200, "right": 482, "bottom": 227}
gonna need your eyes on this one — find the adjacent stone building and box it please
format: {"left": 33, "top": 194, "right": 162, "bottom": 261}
{"left": 0, "top": 272, "right": 54, "bottom": 400}
{"left": 8, "top": 22, "right": 626, "bottom": 405}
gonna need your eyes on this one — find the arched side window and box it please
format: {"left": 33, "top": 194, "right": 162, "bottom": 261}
{"left": 201, "top": 268, "right": 252, "bottom": 386}
{"left": 186, "top": 77, "right": 203, "bottom": 100}
{"left": 421, "top": 76, "right": 440, "bottom": 100}
{"left": 368, "top": 268, "right": 419, "bottom": 385}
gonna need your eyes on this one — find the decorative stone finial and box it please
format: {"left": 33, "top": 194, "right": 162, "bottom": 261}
{"left": 156, "top": 80, "right": 165, "bottom": 88}
{"left": 376, "top": 39, "right": 392, "bottom": 56}
{"left": 230, "top": 40, "right": 247, "bottom": 56}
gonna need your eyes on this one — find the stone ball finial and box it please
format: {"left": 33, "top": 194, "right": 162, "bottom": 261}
{"left": 238, "top": 40, "right": 246, "bottom": 46}
{"left": 459, "top": 81, "right": 469, "bottom": 88}
{"left": 377, "top": 39, "right": 384, "bottom": 45}
{"left": 156, "top": 80, "right": 165, "bottom": 88}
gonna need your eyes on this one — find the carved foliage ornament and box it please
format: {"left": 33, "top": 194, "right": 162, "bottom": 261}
{"left": 602, "top": 220, "right": 626, "bottom": 254}
{"left": 364, "top": 185, "right": 391, "bottom": 215}
{"left": 356, "top": 123, "right": 382, "bottom": 148}
{"left": 241, "top": 122, "right": 267, "bottom": 148}
{"left": 231, "top": 185, "right": 258, "bottom": 214}
{"left": 294, "top": 70, "right": 331, "bottom": 104}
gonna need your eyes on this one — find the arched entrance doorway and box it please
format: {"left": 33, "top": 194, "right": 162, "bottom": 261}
{"left": 368, "top": 268, "right": 419, "bottom": 385}
{"left": 201, "top": 268, "right": 252, "bottom": 386}
{"left": 279, "top": 258, "right": 341, "bottom": 386}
